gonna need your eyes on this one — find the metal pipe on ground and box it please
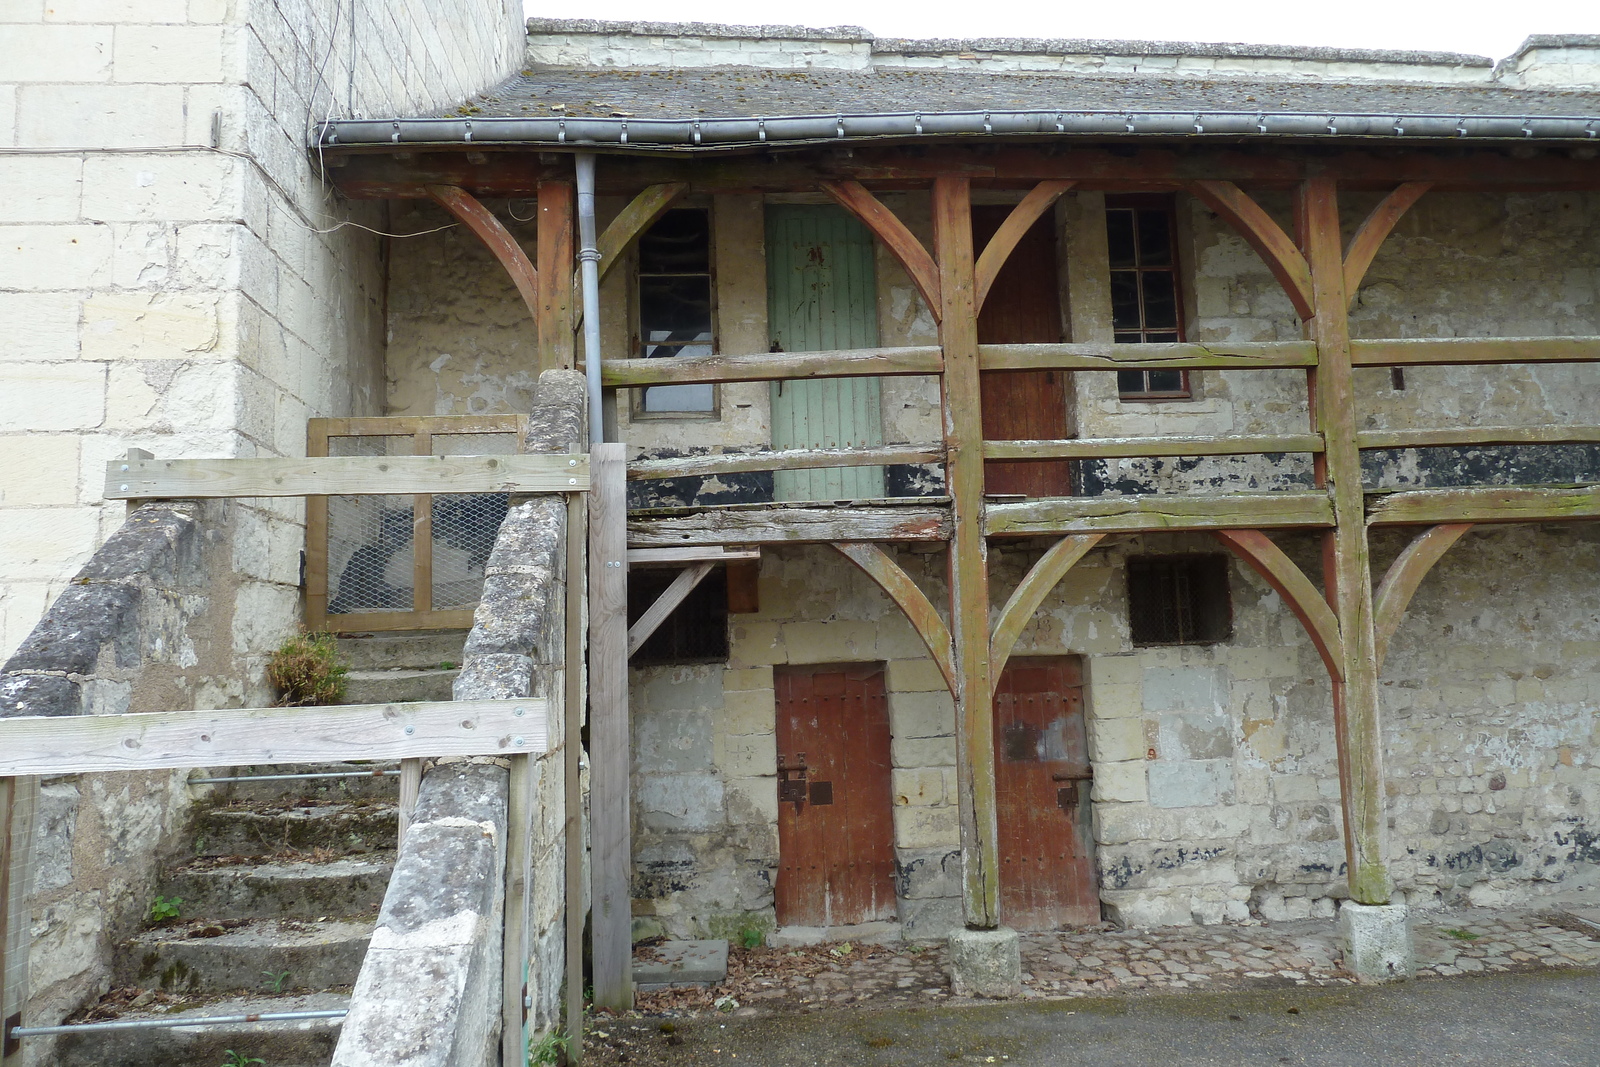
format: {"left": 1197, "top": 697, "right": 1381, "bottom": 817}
{"left": 9, "top": 1010, "right": 348, "bottom": 1039}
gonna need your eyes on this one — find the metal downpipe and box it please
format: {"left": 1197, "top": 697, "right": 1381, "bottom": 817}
{"left": 575, "top": 152, "right": 605, "bottom": 446}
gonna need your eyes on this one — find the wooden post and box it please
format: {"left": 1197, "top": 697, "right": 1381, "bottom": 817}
{"left": 564, "top": 494, "right": 587, "bottom": 1063}
{"left": 1, "top": 776, "right": 38, "bottom": 1065}
{"left": 503, "top": 750, "right": 534, "bottom": 1065}
{"left": 537, "top": 181, "right": 577, "bottom": 373}
{"left": 930, "top": 176, "right": 1001, "bottom": 929}
{"left": 396, "top": 758, "right": 422, "bottom": 845}
{"left": 587, "top": 443, "right": 632, "bottom": 1010}
{"left": 1299, "top": 177, "right": 1390, "bottom": 906}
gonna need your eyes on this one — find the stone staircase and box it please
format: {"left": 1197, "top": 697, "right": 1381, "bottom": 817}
{"left": 54, "top": 631, "right": 467, "bottom": 1066}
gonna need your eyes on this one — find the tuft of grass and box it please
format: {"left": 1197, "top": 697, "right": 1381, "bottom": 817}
{"left": 530, "top": 1030, "right": 569, "bottom": 1065}
{"left": 261, "top": 970, "right": 290, "bottom": 994}
{"left": 220, "top": 1052, "right": 265, "bottom": 1067}
{"left": 1443, "top": 928, "right": 1481, "bottom": 941}
{"left": 266, "top": 632, "right": 348, "bottom": 706}
{"left": 738, "top": 925, "right": 764, "bottom": 950}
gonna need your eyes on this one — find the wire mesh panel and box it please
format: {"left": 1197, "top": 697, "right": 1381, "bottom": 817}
{"left": 431, "top": 433, "right": 517, "bottom": 610}
{"left": 326, "top": 436, "right": 416, "bottom": 615}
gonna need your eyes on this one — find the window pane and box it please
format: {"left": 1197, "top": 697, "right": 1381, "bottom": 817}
{"left": 1110, "top": 271, "right": 1141, "bottom": 331}
{"left": 640, "top": 275, "right": 711, "bottom": 339}
{"left": 1145, "top": 332, "right": 1181, "bottom": 343}
{"left": 1146, "top": 369, "right": 1186, "bottom": 394}
{"left": 1136, "top": 209, "right": 1173, "bottom": 266}
{"left": 1140, "top": 270, "right": 1179, "bottom": 330}
{"left": 1106, "top": 209, "right": 1137, "bottom": 269}
{"left": 642, "top": 383, "right": 715, "bottom": 412}
{"left": 1117, "top": 369, "right": 1146, "bottom": 394}
{"left": 638, "top": 208, "right": 710, "bottom": 273}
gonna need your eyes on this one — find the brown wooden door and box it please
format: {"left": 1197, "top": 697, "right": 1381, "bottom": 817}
{"left": 973, "top": 205, "right": 1075, "bottom": 498}
{"left": 995, "top": 656, "right": 1098, "bottom": 929}
{"left": 774, "top": 663, "right": 897, "bottom": 927}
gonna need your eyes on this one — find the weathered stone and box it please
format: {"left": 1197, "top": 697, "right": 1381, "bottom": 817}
{"left": 949, "top": 926, "right": 1022, "bottom": 997}
{"left": 632, "top": 939, "right": 729, "bottom": 988}
{"left": 1340, "top": 901, "right": 1414, "bottom": 983}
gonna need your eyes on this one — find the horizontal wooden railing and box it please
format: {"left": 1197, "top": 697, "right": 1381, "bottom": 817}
{"left": 106, "top": 454, "right": 589, "bottom": 499}
{"left": 601, "top": 345, "right": 942, "bottom": 386}
{"left": 978, "top": 340, "right": 1318, "bottom": 371}
{"left": 984, "top": 433, "right": 1324, "bottom": 461}
{"left": 1349, "top": 336, "right": 1600, "bottom": 366}
{"left": 983, "top": 491, "right": 1336, "bottom": 537}
{"left": 628, "top": 445, "right": 943, "bottom": 481}
{"left": 1356, "top": 426, "right": 1600, "bottom": 450}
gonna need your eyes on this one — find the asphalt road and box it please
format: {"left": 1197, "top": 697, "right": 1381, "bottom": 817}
{"left": 589, "top": 969, "right": 1600, "bottom": 1066}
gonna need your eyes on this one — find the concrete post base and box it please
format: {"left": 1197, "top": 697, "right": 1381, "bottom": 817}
{"left": 949, "top": 926, "right": 1021, "bottom": 997}
{"left": 1340, "top": 901, "right": 1414, "bottom": 982}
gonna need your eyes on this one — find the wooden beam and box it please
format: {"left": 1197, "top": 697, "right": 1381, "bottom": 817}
{"left": 596, "top": 182, "right": 689, "bottom": 284}
{"left": 1350, "top": 337, "right": 1600, "bottom": 366}
{"left": 1211, "top": 529, "right": 1344, "bottom": 682}
{"left": 989, "top": 534, "right": 1104, "bottom": 690}
{"left": 1373, "top": 523, "right": 1473, "bottom": 668}
{"left": 832, "top": 543, "right": 956, "bottom": 691}
{"left": 0, "top": 700, "right": 546, "bottom": 776}
{"left": 985, "top": 491, "right": 1334, "bottom": 537}
{"left": 1357, "top": 426, "right": 1600, "bottom": 450}
{"left": 602, "top": 346, "right": 943, "bottom": 387}
{"left": 1342, "top": 182, "right": 1431, "bottom": 305}
{"left": 973, "top": 180, "right": 1074, "bottom": 313}
{"left": 931, "top": 174, "right": 1001, "bottom": 929}
{"left": 1365, "top": 484, "right": 1600, "bottom": 526}
{"left": 629, "top": 504, "right": 951, "bottom": 546}
{"left": 983, "top": 433, "right": 1323, "bottom": 461}
{"left": 979, "top": 340, "right": 1317, "bottom": 371}
{"left": 587, "top": 443, "right": 632, "bottom": 1012}
{"left": 1188, "top": 180, "right": 1316, "bottom": 320}
{"left": 426, "top": 185, "right": 540, "bottom": 324}
{"left": 397, "top": 758, "right": 422, "bottom": 845}
{"left": 627, "top": 562, "right": 713, "bottom": 656}
{"left": 503, "top": 747, "right": 534, "bottom": 1066}
{"left": 536, "top": 180, "right": 576, "bottom": 372}
{"left": 628, "top": 445, "right": 943, "bottom": 481}
{"left": 106, "top": 454, "right": 589, "bottom": 499}
{"left": 0, "top": 776, "right": 37, "bottom": 1066}
{"left": 562, "top": 495, "right": 586, "bottom": 1063}
{"left": 627, "top": 546, "right": 761, "bottom": 566}
{"left": 821, "top": 179, "right": 942, "bottom": 319}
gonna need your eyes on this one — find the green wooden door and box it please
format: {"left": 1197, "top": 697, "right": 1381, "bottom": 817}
{"left": 766, "top": 205, "right": 885, "bottom": 501}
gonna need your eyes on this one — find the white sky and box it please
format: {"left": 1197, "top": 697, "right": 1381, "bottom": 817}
{"left": 524, "top": 0, "right": 1600, "bottom": 65}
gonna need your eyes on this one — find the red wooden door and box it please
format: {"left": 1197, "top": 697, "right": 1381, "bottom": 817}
{"left": 774, "top": 664, "right": 896, "bottom": 927}
{"left": 973, "top": 205, "right": 1075, "bottom": 498}
{"left": 994, "top": 656, "right": 1098, "bottom": 929}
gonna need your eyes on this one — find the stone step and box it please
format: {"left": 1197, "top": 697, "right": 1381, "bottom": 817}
{"left": 54, "top": 991, "right": 347, "bottom": 1067}
{"left": 192, "top": 761, "right": 402, "bottom": 805}
{"left": 194, "top": 801, "right": 398, "bottom": 858}
{"left": 343, "top": 667, "right": 459, "bottom": 704}
{"left": 161, "top": 853, "right": 395, "bottom": 919}
{"left": 335, "top": 629, "right": 467, "bottom": 671}
{"left": 115, "top": 917, "right": 372, "bottom": 994}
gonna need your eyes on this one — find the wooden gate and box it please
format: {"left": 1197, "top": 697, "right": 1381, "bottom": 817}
{"left": 774, "top": 663, "right": 896, "bottom": 927}
{"left": 995, "top": 656, "right": 1098, "bottom": 929}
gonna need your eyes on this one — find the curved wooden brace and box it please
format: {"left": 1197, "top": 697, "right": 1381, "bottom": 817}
{"left": 1373, "top": 522, "right": 1472, "bottom": 669}
{"left": 597, "top": 182, "right": 689, "bottom": 285}
{"left": 989, "top": 533, "right": 1104, "bottom": 693}
{"left": 1187, "top": 180, "right": 1316, "bottom": 321}
{"left": 831, "top": 542, "right": 955, "bottom": 691}
{"left": 820, "top": 180, "right": 943, "bottom": 320}
{"left": 1211, "top": 529, "right": 1344, "bottom": 681}
{"left": 427, "top": 184, "right": 540, "bottom": 323}
{"left": 1342, "top": 182, "right": 1431, "bottom": 308}
{"left": 973, "top": 180, "right": 1075, "bottom": 314}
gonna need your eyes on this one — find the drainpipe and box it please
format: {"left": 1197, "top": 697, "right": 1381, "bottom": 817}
{"left": 575, "top": 152, "right": 605, "bottom": 445}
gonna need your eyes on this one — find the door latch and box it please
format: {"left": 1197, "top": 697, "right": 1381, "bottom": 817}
{"left": 1052, "top": 768, "right": 1094, "bottom": 810}
{"left": 777, "top": 752, "right": 809, "bottom": 805}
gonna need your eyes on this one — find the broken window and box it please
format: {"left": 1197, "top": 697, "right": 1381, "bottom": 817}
{"left": 635, "top": 207, "right": 716, "bottom": 416}
{"left": 1126, "top": 554, "right": 1231, "bottom": 645}
{"left": 1107, "top": 197, "right": 1191, "bottom": 400}
{"left": 627, "top": 567, "right": 730, "bottom": 665}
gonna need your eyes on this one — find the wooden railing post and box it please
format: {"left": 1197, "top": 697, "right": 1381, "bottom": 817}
{"left": 1, "top": 776, "right": 38, "bottom": 1066}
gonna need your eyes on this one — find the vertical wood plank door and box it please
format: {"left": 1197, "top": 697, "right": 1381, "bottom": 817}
{"left": 994, "top": 656, "right": 1098, "bottom": 929}
{"left": 774, "top": 664, "right": 897, "bottom": 927}
{"left": 766, "top": 205, "right": 886, "bottom": 502}
{"left": 973, "top": 205, "right": 1075, "bottom": 498}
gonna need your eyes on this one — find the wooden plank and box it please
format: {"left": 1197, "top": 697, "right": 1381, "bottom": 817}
{"left": 536, "top": 180, "right": 576, "bottom": 372}
{"left": 627, "top": 562, "right": 713, "bottom": 656}
{"left": 1342, "top": 182, "right": 1431, "bottom": 305}
{"left": 587, "top": 443, "right": 632, "bottom": 1012}
{"left": 322, "top": 608, "right": 477, "bottom": 632}
{"left": 312, "top": 414, "right": 527, "bottom": 438}
{"left": 973, "top": 180, "right": 1074, "bottom": 313}
{"left": 627, "top": 547, "right": 761, "bottom": 566}
{"left": 563, "top": 495, "right": 587, "bottom": 1063}
{"left": 0, "top": 700, "right": 547, "bottom": 776}
{"left": 1365, "top": 484, "right": 1600, "bottom": 526}
{"left": 427, "top": 185, "right": 540, "bottom": 322}
{"left": 979, "top": 340, "right": 1317, "bottom": 371}
{"left": 821, "top": 180, "right": 942, "bottom": 318}
{"left": 596, "top": 182, "right": 688, "bottom": 285}
{"left": 411, "top": 431, "right": 434, "bottom": 618}
{"left": 397, "top": 758, "right": 422, "bottom": 845}
{"left": 628, "top": 445, "right": 942, "bottom": 482}
{"left": 0, "top": 777, "right": 37, "bottom": 1066}
{"left": 831, "top": 543, "right": 955, "bottom": 690}
{"left": 1187, "top": 180, "right": 1316, "bottom": 320}
{"left": 629, "top": 505, "right": 951, "bottom": 547}
{"left": 985, "top": 492, "right": 1334, "bottom": 536}
{"left": 106, "top": 454, "right": 590, "bottom": 499}
{"left": 1211, "top": 529, "right": 1344, "bottom": 682}
{"left": 503, "top": 750, "right": 534, "bottom": 1065}
{"left": 989, "top": 535, "right": 1104, "bottom": 690}
{"left": 601, "top": 346, "right": 942, "bottom": 387}
{"left": 1356, "top": 426, "right": 1600, "bottom": 450}
{"left": 1373, "top": 523, "right": 1473, "bottom": 668}
{"left": 1350, "top": 337, "right": 1600, "bottom": 366}
{"left": 983, "top": 433, "right": 1323, "bottom": 461}
{"left": 304, "top": 425, "right": 332, "bottom": 632}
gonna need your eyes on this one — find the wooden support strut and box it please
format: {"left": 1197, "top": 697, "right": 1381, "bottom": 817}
{"left": 536, "top": 180, "right": 576, "bottom": 372}
{"left": 1211, "top": 529, "right": 1344, "bottom": 682}
{"left": 596, "top": 182, "right": 689, "bottom": 285}
{"left": 1372, "top": 524, "right": 1474, "bottom": 669}
{"left": 626, "top": 562, "right": 714, "bottom": 656}
{"left": 989, "top": 534, "right": 1104, "bottom": 691}
{"left": 427, "top": 185, "right": 541, "bottom": 325}
{"left": 821, "top": 179, "right": 943, "bottom": 319}
{"left": 973, "top": 180, "right": 1074, "bottom": 313}
{"left": 831, "top": 543, "right": 956, "bottom": 691}
{"left": 1342, "top": 182, "right": 1431, "bottom": 305}
{"left": 1187, "top": 180, "right": 1316, "bottom": 321}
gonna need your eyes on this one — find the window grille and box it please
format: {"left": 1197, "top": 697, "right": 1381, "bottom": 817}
{"left": 1127, "top": 555, "right": 1232, "bottom": 645}
{"left": 628, "top": 567, "right": 729, "bottom": 664}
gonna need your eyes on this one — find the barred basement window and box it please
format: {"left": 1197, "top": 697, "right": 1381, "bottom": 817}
{"left": 627, "top": 567, "right": 730, "bottom": 665}
{"left": 1106, "top": 196, "right": 1190, "bottom": 400}
{"left": 1127, "top": 555, "right": 1232, "bottom": 645}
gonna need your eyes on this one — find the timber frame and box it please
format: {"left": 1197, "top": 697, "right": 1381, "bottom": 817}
{"left": 323, "top": 135, "right": 1600, "bottom": 1008}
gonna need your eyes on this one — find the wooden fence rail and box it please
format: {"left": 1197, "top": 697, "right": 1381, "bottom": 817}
{"left": 106, "top": 455, "right": 589, "bottom": 500}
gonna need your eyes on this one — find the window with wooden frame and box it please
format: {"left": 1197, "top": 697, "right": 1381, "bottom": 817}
{"left": 633, "top": 207, "right": 717, "bottom": 417}
{"left": 628, "top": 568, "right": 730, "bottom": 664}
{"left": 1127, "top": 555, "right": 1232, "bottom": 646}
{"left": 1106, "top": 197, "right": 1190, "bottom": 400}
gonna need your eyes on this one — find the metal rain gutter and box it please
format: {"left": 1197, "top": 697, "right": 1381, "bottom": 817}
{"left": 316, "top": 108, "right": 1600, "bottom": 150}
